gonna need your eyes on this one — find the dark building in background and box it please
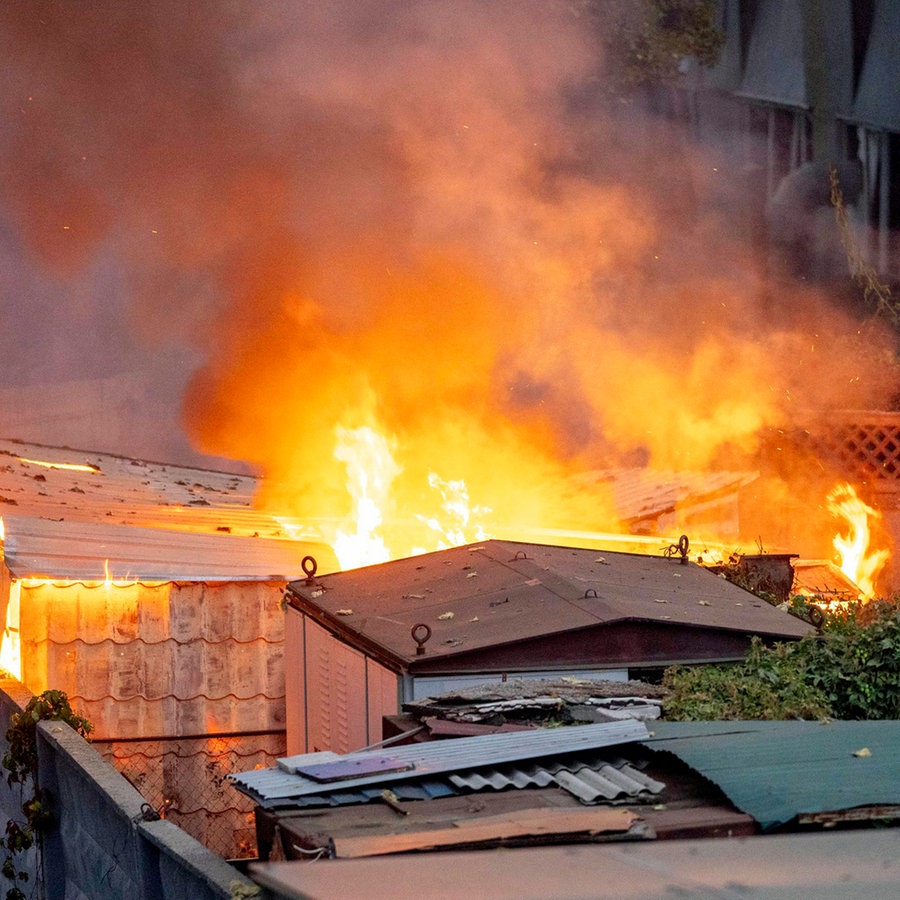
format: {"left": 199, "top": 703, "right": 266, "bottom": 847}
{"left": 666, "top": 0, "right": 898, "bottom": 286}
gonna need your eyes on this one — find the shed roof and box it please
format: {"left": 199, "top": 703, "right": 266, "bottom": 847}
{"left": 0, "top": 437, "right": 336, "bottom": 579}
{"left": 1, "top": 514, "right": 333, "bottom": 582}
{"left": 642, "top": 720, "right": 900, "bottom": 830}
{"left": 286, "top": 541, "right": 812, "bottom": 668}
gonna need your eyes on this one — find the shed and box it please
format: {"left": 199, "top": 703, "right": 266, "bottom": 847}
{"left": 0, "top": 437, "right": 337, "bottom": 857}
{"left": 283, "top": 540, "right": 812, "bottom": 755}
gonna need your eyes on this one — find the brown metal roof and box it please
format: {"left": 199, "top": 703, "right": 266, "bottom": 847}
{"left": 286, "top": 540, "right": 812, "bottom": 668}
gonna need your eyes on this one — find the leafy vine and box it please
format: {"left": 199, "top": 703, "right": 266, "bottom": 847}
{"left": 2, "top": 690, "right": 92, "bottom": 900}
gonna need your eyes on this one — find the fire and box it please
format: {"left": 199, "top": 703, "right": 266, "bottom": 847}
{"left": 827, "top": 482, "right": 890, "bottom": 600}
{"left": 331, "top": 425, "right": 399, "bottom": 570}
{"left": 329, "top": 425, "right": 493, "bottom": 570}
{"left": 17, "top": 457, "right": 100, "bottom": 473}
{"left": 414, "top": 473, "right": 491, "bottom": 551}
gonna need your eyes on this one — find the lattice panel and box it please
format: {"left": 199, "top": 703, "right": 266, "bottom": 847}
{"left": 797, "top": 417, "right": 900, "bottom": 481}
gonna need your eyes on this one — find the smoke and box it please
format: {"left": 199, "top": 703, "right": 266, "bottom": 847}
{"left": 2, "top": 1, "right": 897, "bottom": 545}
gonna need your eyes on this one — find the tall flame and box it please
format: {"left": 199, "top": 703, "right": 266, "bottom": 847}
{"left": 330, "top": 424, "right": 494, "bottom": 570}
{"left": 331, "top": 425, "right": 400, "bottom": 570}
{"left": 827, "top": 482, "right": 889, "bottom": 600}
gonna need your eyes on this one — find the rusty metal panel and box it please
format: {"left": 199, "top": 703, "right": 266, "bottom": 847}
{"left": 304, "top": 617, "right": 367, "bottom": 754}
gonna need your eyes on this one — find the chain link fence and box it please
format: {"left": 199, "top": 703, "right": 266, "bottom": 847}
{"left": 93, "top": 731, "right": 286, "bottom": 859}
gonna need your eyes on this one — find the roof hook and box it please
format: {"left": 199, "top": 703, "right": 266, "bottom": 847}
{"left": 663, "top": 535, "right": 690, "bottom": 565}
{"left": 511, "top": 550, "right": 529, "bottom": 561}
{"left": 411, "top": 623, "right": 432, "bottom": 656}
{"left": 583, "top": 588, "right": 598, "bottom": 599}
{"left": 301, "top": 555, "right": 318, "bottom": 585}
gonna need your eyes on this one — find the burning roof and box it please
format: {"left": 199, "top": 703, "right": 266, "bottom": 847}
{"left": 0, "top": 437, "right": 336, "bottom": 580}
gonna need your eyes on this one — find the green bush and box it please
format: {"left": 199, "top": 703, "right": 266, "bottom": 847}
{"left": 663, "top": 600, "right": 900, "bottom": 721}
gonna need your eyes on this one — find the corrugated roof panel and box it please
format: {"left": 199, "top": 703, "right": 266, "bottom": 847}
{"left": 231, "top": 721, "right": 649, "bottom": 804}
{"left": 450, "top": 758, "right": 664, "bottom": 805}
{"left": 642, "top": 720, "right": 900, "bottom": 830}
{"left": 3, "top": 514, "right": 334, "bottom": 581}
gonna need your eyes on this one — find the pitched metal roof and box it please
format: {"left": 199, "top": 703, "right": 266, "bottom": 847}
{"left": 231, "top": 721, "right": 650, "bottom": 808}
{"left": 0, "top": 437, "right": 336, "bottom": 579}
{"left": 1, "top": 514, "right": 333, "bottom": 581}
{"left": 642, "top": 720, "right": 900, "bottom": 830}
{"left": 286, "top": 540, "right": 812, "bottom": 667}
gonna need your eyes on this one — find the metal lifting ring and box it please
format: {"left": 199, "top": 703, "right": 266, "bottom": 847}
{"left": 412, "top": 623, "right": 432, "bottom": 656}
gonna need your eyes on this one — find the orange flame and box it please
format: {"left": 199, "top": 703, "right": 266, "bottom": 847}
{"left": 827, "top": 482, "right": 889, "bottom": 600}
{"left": 17, "top": 456, "right": 100, "bottom": 473}
{"left": 331, "top": 425, "right": 399, "bottom": 570}
{"left": 330, "top": 424, "right": 495, "bottom": 570}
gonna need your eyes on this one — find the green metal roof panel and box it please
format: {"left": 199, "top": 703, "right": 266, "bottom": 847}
{"left": 642, "top": 720, "right": 900, "bottom": 830}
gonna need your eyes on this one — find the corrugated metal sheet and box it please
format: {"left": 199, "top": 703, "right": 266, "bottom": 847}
{"left": 2, "top": 514, "right": 334, "bottom": 581}
{"left": 642, "top": 720, "right": 900, "bottom": 830}
{"left": 792, "top": 559, "right": 861, "bottom": 600}
{"left": 449, "top": 755, "right": 665, "bottom": 804}
{"left": 287, "top": 540, "right": 812, "bottom": 668}
{"left": 232, "top": 721, "right": 649, "bottom": 806}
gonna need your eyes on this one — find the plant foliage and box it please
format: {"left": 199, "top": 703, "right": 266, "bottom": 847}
{"left": 2, "top": 690, "right": 92, "bottom": 900}
{"left": 663, "top": 600, "right": 900, "bottom": 721}
{"left": 580, "top": 0, "right": 724, "bottom": 91}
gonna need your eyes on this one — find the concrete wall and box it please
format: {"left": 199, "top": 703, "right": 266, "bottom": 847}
{"left": 0, "top": 676, "right": 258, "bottom": 900}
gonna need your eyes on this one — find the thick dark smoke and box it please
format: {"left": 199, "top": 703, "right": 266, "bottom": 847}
{"left": 1, "top": 0, "right": 896, "bottom": 516}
